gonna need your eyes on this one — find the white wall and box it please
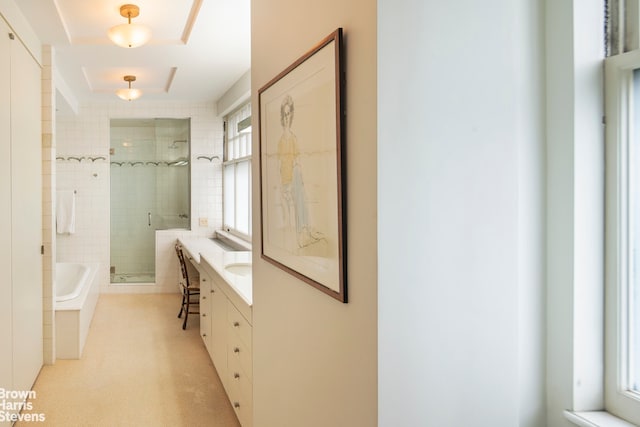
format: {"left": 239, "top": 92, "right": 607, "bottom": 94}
{"left": 217, "top": 69, "right": 251, "bottom": 117}
{"left": 546, "top": 1, "right": 605, "bottom": 426}
{"left": 378, "top": 0, "right": 546, "bottom": 426}
{"left": 251, "top": 0, "right": 378, "bottom": 425}
{"left": 56, "top": 101, "right": 223, "bottom": 293}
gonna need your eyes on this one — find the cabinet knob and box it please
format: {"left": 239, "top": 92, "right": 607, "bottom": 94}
{"left": 233, "top": 321, "right": 240, "bottom": 327}
{"left": 210, "top": 289, "right": 215, "bottom": 293}
{"left": 202, "top": 313, "right": 207, "bottom": 317}
{"left": 202, "top": 333, "right": 207, "bottom": 337}
{"left": 233, "top": 402, "right": 240, "bottom": 409}
{"left": 202, "top": 296, "right": 206, "bottom": 300}
{"left": 234, "top": 347, "right": 240, "bottom": 354}
{"left": 203, "top": 278, "right": 206, "bottom": 281}
{"left": 234, "top": 372, "right": 240, "bottom": 379}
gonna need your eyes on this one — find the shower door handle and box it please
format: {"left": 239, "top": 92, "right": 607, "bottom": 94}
{"left": 148, "top": 212, "right": 151, "bottom": 227}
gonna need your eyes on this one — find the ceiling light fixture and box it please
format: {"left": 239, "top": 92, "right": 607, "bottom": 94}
{"left": 107, "top": 4, "right": 152, "bottom": 48}
{"left": 116, "top": 75, "right": 142, "bottom": 101}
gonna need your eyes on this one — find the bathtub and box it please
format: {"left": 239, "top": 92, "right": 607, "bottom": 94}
{"left": 56, "top": 263, "right": 91, "bottom": 302}
{"left": 55, "top": 262, "right": 100, "bottom": 359}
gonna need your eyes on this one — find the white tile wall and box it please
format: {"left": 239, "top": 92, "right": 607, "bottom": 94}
{"left": 55, "top": 161, "right": 110, "bottom": 287}
{"left": 156, "top": 230, "right": 186, "bottom": 293}
{"left": 56, "top": 101, "right": 224, "bottom": 293}
{"left": 42, "top": 45, "right": 56, "bottom": 365}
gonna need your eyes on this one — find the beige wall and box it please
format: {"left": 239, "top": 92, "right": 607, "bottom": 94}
{"left": 251, "top": 1, "right": 377, "bottom": 425}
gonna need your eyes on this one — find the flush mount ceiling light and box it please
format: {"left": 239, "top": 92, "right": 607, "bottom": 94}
{"left": 116, "top": 75, "right": 142, "bottom": 101}
{"left": 107, "top": 4, "right": 152, "bottom": 48}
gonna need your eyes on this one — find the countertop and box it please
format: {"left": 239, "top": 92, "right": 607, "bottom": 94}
{"left": 178, "top": 236, "right": 252, "bottom": 306}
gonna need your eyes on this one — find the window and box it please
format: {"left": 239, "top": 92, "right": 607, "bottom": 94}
{"left": 630, "top": 72, "right": 640, "bottom": 397}
{"left": 604, "top": 50, "right": 640, "bottom": 426}
{"left": 223, "top": 102, "right": 252, "bottom": 240}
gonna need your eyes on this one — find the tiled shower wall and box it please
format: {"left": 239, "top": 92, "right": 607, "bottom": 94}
{"left": 56, "top": 101, "right": 223, "bottom": 293}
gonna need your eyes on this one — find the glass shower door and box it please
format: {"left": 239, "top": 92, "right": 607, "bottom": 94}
{"left": 110, "top": 118, "right": 190, "bottom": 284}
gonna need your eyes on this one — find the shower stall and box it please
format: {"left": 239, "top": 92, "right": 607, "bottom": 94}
{"left": 110, "top": 118, "right": 191, "bottom": 284}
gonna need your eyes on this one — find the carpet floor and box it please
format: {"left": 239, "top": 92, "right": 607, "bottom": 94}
{"left": 17, "top": 293, "right": 240, "bottom": 427}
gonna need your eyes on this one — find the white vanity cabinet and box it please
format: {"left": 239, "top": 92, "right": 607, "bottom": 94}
{"left": 192, "top": 267, "right": 225, "bottom": 382}
{"left": 209, "top": 278, "right": 228, "bottom": 387}
{"left": 226, "top": 299, "right": 253, "bottom": 426}
{"left": 201, "top": 260, "right": 253, "bottom": 427}
{"left": 180, "top": 237, "right": 253, "bottom": 427}
{"left": 198, "top": 273, "right": 212, "bottom": 351}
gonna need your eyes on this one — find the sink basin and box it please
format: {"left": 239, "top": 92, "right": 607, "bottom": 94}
{"left": 225, "top": 262, "right": 252, "bottom": 277}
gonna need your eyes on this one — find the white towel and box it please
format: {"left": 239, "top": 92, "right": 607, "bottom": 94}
{"left": 56, "top": 190, "right": 76, "bottom": 234}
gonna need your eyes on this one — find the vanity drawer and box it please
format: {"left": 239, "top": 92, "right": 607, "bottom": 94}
{"left": 199, "top": 276, "right": 211, "bottom": 348}
{"left": 227, "top": 300, "right": 252, "bottom": 351}
{"left": 228, "top": 353, "right": 252, "bottom": 405}
{"left": 228, "top": 331, "right": 252, "bottom": 381}
{"left": 228, "top": 384, "right": 253, "bottom": 427}
{"left": 200, "top": 309, "right": 211, "bottom": 345}
{"left": 228, "top": 353, "right": 252, "bottom": 427}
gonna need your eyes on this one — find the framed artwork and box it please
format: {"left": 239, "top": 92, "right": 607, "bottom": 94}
{"left": 258, "top": 28, "right": 347, "bottom": 303}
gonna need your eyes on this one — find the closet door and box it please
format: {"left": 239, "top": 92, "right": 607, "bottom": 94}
{"left": 0, "top": 23, "right": 13, "bottom": 392}
{"left": 10, "top": 28, "right": 42, "bottom": 392}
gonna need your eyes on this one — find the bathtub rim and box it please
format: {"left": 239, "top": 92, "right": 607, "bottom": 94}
{"left": 56, "top": 262, "right": 89, "bottom": 303}
{"left": 55, "top": 262, "right": 99, "bottom": 311}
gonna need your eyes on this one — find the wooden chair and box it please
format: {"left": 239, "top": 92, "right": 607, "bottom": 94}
{"left": 175, "top": 242, "right": 200, "bottom": 330}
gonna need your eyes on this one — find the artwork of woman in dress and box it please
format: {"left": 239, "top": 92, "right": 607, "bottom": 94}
{"left": 277, "top": 94, "right": 325, "bottom": 249}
